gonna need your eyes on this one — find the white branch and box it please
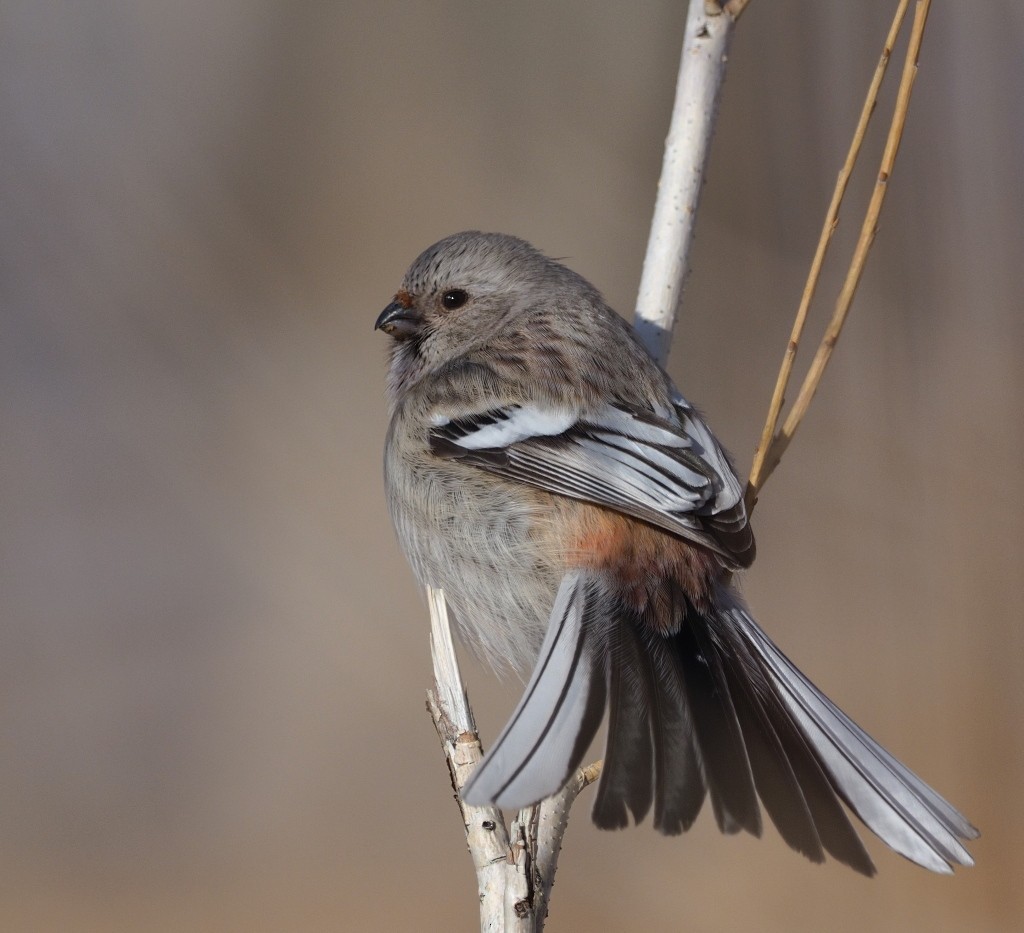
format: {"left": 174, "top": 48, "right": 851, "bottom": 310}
{"left": 424, "top": 1, "right": 741, "bottom": 929}
{"left": 428, "top": 585, "right": 473, "bottom": 732}
{"left": 530, "top": 763, "right": 603, "bottom": 933}
{"left": 426, "top": 588, "right": 602, "bottom": 933}
{"left": 634, "top": 0, "right": 736, "bottom": 364}
{"left": 426, "top": 588, "right": 523, "bottom": 931}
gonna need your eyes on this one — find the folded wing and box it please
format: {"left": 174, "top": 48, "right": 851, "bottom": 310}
{"left": 429, "top": 397, "right": 754, "bottom": 569}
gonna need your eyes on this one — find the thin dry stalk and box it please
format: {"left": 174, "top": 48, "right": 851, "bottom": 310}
{"left": 745, "top": 0, "right": 931, "bottom": 511}
{"left": 746, "top": 0, "right": 911, "bottom": 509}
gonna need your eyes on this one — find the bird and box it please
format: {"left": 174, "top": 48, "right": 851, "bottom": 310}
{"left": 375, "top": 230, "right": 977, "bottom": 876}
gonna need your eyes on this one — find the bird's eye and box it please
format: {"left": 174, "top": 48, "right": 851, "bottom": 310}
{"left": 441, "top": 289, "right": 469, "bottom": 310}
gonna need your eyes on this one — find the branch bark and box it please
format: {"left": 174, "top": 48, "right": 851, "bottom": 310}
{"left": 634, "top": 0, "right": 736, "bottom": 363}
{"left": 425, "top": 1, "right": 747, "bottom": 929}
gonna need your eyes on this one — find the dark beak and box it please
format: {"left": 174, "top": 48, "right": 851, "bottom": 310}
{"left": 375, "top": 300, "right": 420, "bottom": 338}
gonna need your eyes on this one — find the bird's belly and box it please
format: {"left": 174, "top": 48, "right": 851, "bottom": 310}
{"left": 387, "top": 457, "right": 561, "bottom": 676}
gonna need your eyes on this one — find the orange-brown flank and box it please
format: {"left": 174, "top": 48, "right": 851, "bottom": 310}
{"left": 562, "top": 503, "right": 718, "bottom": 633}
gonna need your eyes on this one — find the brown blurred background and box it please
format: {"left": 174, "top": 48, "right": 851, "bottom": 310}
{"left": 1, "top": 2, "right": 1021, "bottom": 930}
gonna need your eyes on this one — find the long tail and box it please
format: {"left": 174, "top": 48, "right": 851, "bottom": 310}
{"left": 718, "top": 600, "right": 977, "bottom": 872}
{"left": 463, "top": 573, "right": 978, "bottom": 875}
{"left": 462, "top": 571, "right": 607, "bottom": 809}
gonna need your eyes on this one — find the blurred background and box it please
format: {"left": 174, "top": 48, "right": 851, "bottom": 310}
{"left": 2, "top": 1, "right": 1020, "bottom": 930}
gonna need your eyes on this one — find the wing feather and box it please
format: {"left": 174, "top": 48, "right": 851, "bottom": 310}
{"left": 430, "top": 399, "right": 755, "bottom": 569}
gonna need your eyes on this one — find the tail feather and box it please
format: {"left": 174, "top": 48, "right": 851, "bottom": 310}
{"left": 462, "top": 570, "right": 606, "bottom": 808}
{"left": 714, "top": 643, "right": 828, "bottom": 865}
{"left": 710, "top": 616, "right": 876, "bottom": 874}
{"left": 677, "top": 620, "right": 761, "bottom": 836}
{"left": 592, "top": 622, "right": 654, "bottom": 829}
{"left": 728, "top": 605, "right": 978, "bottom": 872}
{"left": 462, "top": 570, "right": 976, "bottom": 875}
{"left": 644, "top": 632, "right": 706, "bottom": 834}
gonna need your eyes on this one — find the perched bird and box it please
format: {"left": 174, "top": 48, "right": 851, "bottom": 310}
{"left": 376, "top": 231, "right": 977, "bottom": 875}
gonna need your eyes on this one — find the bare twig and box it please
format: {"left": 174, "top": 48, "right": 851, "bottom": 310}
{"left": 426, "top": 689, "right": 517, "bottom": 930}
{"left": 427, "top": 586, "right": 606, "bottom": 932}
{"left": 633, "top": 0, "right": 737, "bottom": 363}
{"left": 745, "top": 0, "right": 931, "bottom": 511}
{"left": 426, "top": 590, "right": 524, "bottom": 931}
{"left": 530, "top": 763, "right": 603, "bottom": 933}
{"left": 426, "top": 0, "right": 752, "bottom": 928}
{"left": 427, "top": 585, "right": 474, "bottom": 732}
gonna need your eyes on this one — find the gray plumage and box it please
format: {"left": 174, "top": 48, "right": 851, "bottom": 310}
{"left": 377, "top": 231, "right": 977, "bottom": 875}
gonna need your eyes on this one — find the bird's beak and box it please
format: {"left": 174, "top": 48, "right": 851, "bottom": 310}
{"left": 375, "top": 298, "right": 420, "bottom": 338}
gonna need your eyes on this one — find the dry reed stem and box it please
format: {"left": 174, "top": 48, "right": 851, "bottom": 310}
{"left": 746, "top": 0, "right": 911, "bottom": 509}
{"left": 745, "top": 0, "right": 932, "bottom": 512}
